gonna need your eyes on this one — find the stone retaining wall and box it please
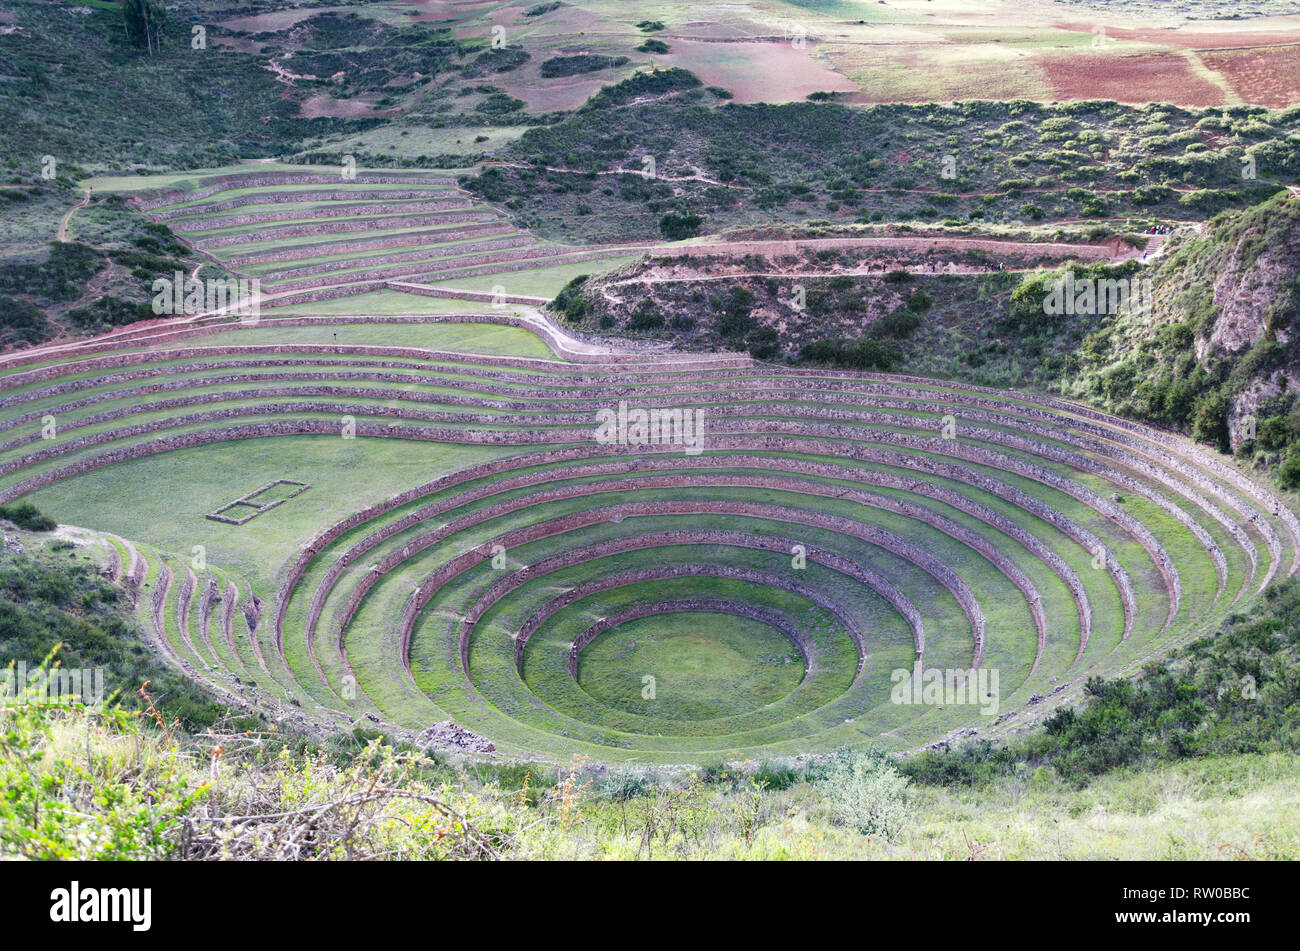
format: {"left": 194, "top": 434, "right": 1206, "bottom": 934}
{"left": 135, "top": 173, "right": 454, "bottom": 211}
{"left": 170, "top": 200, "right": 471, "bottom": 232}
{"left": 225, "top": 223, "right": 519, "bottom": 265}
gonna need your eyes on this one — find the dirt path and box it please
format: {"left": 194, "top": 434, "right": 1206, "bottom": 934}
{"left": 0, "top": 230, "right": 1148, "bottom": 371}
{"left": 480, "top": 160, "right": 1209, "bottom": 200}
{"left": 654, "top": 234, "right": 1139, "bottom": 261}
{"left": 57, "top": 189, "right": 90, "bottom": 242}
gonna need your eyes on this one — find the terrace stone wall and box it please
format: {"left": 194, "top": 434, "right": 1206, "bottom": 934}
{"left": 135, "top": 173, "right": 455, "bottom": 211}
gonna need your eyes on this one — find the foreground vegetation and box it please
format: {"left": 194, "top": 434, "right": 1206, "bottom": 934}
{"left": 3, "top": 539, "right": 1297, "bottom": 860}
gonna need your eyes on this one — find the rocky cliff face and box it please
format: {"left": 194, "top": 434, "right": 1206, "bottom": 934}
{"left": 1190, "top": 196, "right": 1299, "bottom": 451}
{"left": 1202, "top": 229, "right": 1295, "bottom": 360}
{"left": 1131, "top": 192, "right": 1300, "bottom": 457}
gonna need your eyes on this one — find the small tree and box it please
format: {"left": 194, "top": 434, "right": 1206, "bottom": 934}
{"left": 659, "top": 211, "right": 702, "bottom": 240}
{"left": 122, "top": 0, "right": 167, "bottom": 57}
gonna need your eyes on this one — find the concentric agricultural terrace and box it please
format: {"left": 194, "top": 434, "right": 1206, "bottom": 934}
{"left": 133, "top": 166, "right": 655, "bottom": 309}
{"left": 2, "top": 169, "right": 1296, "bottom": 763}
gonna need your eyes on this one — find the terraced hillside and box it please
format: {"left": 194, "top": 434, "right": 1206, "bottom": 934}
{"left": 1, "top": 313, "right": 1294, "bottom": 763}
{"left": 126, "top": 168, "right": 592, "bottom": 307}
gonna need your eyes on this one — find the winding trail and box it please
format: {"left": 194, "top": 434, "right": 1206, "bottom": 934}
{"left": 57, "top": 189, "right": 90, "bottom": 243}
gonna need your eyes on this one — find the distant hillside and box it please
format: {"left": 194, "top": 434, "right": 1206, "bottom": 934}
{"left": 0, "top": 0, "right": 536, "bottom": 172}
{"left": 466, "top": 92, "right": 1298, "bottom": 242}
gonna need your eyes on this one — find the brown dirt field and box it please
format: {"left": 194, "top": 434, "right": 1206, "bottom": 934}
{"left": 660, "top": 39, "right": 858, "bottom": 103}
{"left": 400, "top": 0, "right": 503, "bottom": 24}
{"left": 1051, "top": 19, "right": 1300, "bottom": 50}
{"left": 298, "top": 95, "right": 397, "bottom": 119}
{"left": 1200, "top": 45, "right": 1300, "bottom": 108}
{"left": 220, "top": 8, "right": 351, "bottom": 33}
{"left": 503, "top": 77, "right": 618, "bottom": 113}
{"left": 1039, "top": 51, "right": 1226, "bottom": 106}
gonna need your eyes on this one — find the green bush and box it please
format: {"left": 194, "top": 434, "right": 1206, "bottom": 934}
{"left": 717, "top": 286, "right": 756, "bottom": 339}
{"left": 873, "top": 308, "right": 920, "bottom": 339}
{"left": 1279, "top": 448, "right": 1300, "bottom": 490}
{"left": 539, "top": 54, "right": 629, "bottom": 79}
{"left": 799, "top": 336, "right": 898, "bottom": 371}
{"left": 905, "top": 290, "right": 932, "bottom": 312}
{"left": 551, "top": 275, "right": 591, "bottom": 323}
{"left": 659, "top": 211, "right": 703, "bottom": 240}
{"left": 816, "top": 748, "right": 912, "bottom": 840}
{"left": 626, "top": 300, "right": 665, "bottom": 331}
{"left": 0, "top": 296, "right": 49, "bottom": 347}
{"left": 0, "top": 502, "right": 56, "bottom": 532}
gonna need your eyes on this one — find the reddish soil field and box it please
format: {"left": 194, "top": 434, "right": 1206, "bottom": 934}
{"left": 1052, "top": 20, "right": 1300, "bottom": 50}
{"left": 1200, "top": 45, "right": 1300, "bottom": 108}
{"left": 1039, "top": 51, "right": 1225, "bottom": 106}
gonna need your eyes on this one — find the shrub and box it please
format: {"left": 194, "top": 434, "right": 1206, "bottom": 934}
{"left": 746, "top": 326, "right": 780, "bottom": 359}
{"left": 626, "top": 300, "right": 665, "bottom": 331}
{"left": 753, "top": 759, "right": 801, "bottom": 791}
{"left": 815, "top": 748, "right": 912, "bottom": 840}
{"left": 0, "top": 502, "right": 56, "bottom": 532}
{"left": 583, "top": 67, "right": 700, "bottom": 109}
{"left": 905, "top": 290, "right": 932, "bottom": 312}
{"left": 637, "top": 39, "right": 669, "bottom": 54}
{"left": 539, "top": 54, "right": 629, "bottom": 78}
{"left": 551, "top": 275, "right": 591, "bottom": 323}
{"left": 659, "top": 211, "right": 703, "bottom": 240}
{"left": 800, "top": 336, "right": 898, "bottom": 371}
{"left": 1279, "top": 447, "right": 1300, "bottom": 490}
{"left": 0, "top": 296, "right": 50, "bottom": 346}
{"left": 717, "top": 286, "right": 756, "bottom": 338}
{"left": 873, "top": 308, "right": 920, "bottom": 339}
